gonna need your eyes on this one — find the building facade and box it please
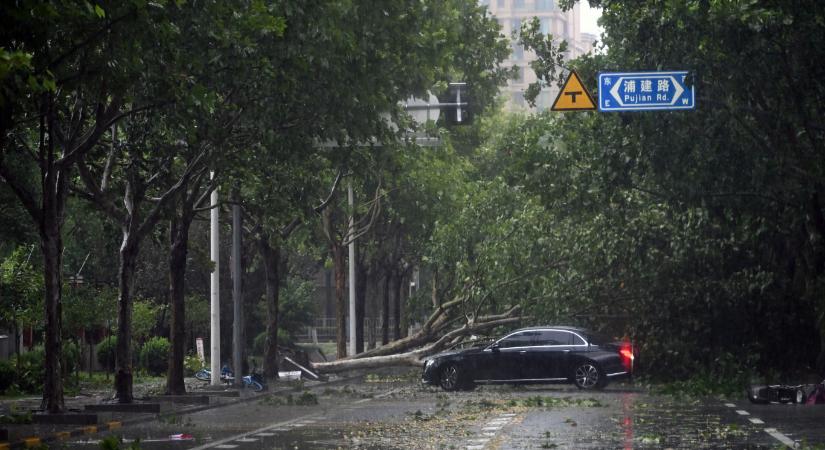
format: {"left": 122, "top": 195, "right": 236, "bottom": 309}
{"left": 482, "top": 0, "right": 597, "bottom": 111}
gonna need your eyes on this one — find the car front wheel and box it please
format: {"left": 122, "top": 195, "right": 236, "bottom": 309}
{"left": 573, "top": 362, "right": 606, "bottom": 390}
{"left": 439, "top": 363, "right": 463, "bottom": 391}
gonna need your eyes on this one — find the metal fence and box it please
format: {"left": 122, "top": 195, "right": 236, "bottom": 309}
{"left": 296, "top": 317, "right": 398, "bottom": 344}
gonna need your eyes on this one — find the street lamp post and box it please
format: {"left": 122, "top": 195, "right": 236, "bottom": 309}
{"left": 210, "top": 173, "right": 221, "bottom": 386}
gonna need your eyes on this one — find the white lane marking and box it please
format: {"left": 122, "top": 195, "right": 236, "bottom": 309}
{"left": 765, "top": 428, "right": 797, "bottom": 448}
{"left": 191, "top": 386, "right": 400, "bottom": 449}
{"left": 501, "top": 413, "right": 516, "bottom": 417}
{"left": 483, "top": 432, "right": 496, "bottom": 437}
{"left": 235, "top": 438, "right": 258, "bottom": 442}
{"left": 748, "top": 418, "right": 765, "bottom": 425}
{"left": 735, "top": 410, "right": 750, "bottom": 416}
{"left": 482, "top": 426, "right": 502, "bottom": 431}
{"left": 188, "top": 414, "right": 321, "bottom": 450}
{"left": 488, "top": 419, "right": 509, "bottom": 424}
{"left": 467, "top": 438, "right": 489, "bottom": 444}
{"left": 467, "top": 446, "right": 485, "bottom": 450}
{"left": 724, "top": 403, "right": 736, "bottom": 408}
{"left": 214, "top": 446, "right": 238, "bottom": 449}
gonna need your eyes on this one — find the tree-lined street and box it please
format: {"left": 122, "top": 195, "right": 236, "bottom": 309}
{"left": 4, "top": 0, "right": 825, "bottom": 447}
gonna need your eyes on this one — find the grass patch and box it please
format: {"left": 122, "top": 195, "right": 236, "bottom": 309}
{"left": 0, "top": 410, "right": 32, "bottom": 425}
{"left": 653, "top": 375, "right": 746, "bottom": 399}
{"left": 509, "top": 396, "right": 604, "bottom": 408}
{"left": 293, "top": 391, "right": 318, "bottom": 405}
{"left": 364, "top": 371, "right": 418, "bottom": 383}
{"left": 259, "top": 390, "right": 319, "bottom": 406}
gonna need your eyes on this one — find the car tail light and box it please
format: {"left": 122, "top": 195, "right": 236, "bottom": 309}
{"left": 619, "top": 342, "right": 634, "bottom": 372}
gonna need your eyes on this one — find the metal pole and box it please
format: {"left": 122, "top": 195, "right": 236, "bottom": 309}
{"left": 210, "top": 173, "right": 221, "bottom": 385}
{"left": 231, "top": 190, "right": 242, "bottom": 386}
{"left": 348, "top": 182, "right": 357, "bottom": 356}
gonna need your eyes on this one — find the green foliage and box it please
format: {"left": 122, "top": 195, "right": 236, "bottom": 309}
{"left": 13, "top": 346, "right": 44, "bottom": 393}
{"left": 62, "top": 284, "right": 117, "bottom": 336}
{"left": 98, "top": 435, "right": 141, "bottom": 450}
{"left": 139, "top": 337, "right": 170, "bottom": 376}
{"left": 185, "top": 295, "right": 210, "bottom": 346}
{"left": 513, "top": 396, "right": 604, "bottom": 408}
{"left": 62, "top": 340, "right": 81, "bottom": 375}
{"left": 295, "top": 391, "right": 318, "bottom": 406}
{"left": 132, "top": 300, "right": 161, "bottom": 346}
{"left": 278, "top": 280, "right": 316, "bottom": 338}
{"left": 0, "top": 410, "right": 32, "bottom": 425}
{"left": 253, "top": 329, "right": 291, "bottom": 356}
{"left": 0, "top": 246, "right": 43, "bottom": 328}
{"left": 183, "top": 354, "right": 204, "bottom": 376}
{"left": 451, "top": 0, "right": 825, "bottom": 382}
{"left": 97, "top": 336, "right": 117, "bottom": 372}
{"left": 0, "top": 359, "right": 14, "bottom": 393}
{"left": 655, "top": 352, "right": 754, "bottom": 399}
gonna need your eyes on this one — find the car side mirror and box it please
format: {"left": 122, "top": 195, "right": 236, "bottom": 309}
{"left": 490, "top": 343, "right": 500, "bottom": 352}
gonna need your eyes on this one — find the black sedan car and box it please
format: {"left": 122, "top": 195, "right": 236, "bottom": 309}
{"left": 421, "top": 326, "right": 634, "bottom": 391}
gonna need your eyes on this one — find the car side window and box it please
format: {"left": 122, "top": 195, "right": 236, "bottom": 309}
{"left": 498, "top": 331, "right": 535, "bottom": 348}
{"left": 533, "top": 330, "right": 570, "bottom": 346}
{"left": 571, "top": 333, "right": 586, "bottom": 345}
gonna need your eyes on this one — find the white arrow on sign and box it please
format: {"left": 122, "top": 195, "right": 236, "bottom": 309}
{"left": 668, "top": 76, "right": 684, "bottom": 105}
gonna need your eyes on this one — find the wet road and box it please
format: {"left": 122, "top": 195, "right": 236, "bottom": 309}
{"left": 58, "top": 375, "right": 825, "bottom": 449}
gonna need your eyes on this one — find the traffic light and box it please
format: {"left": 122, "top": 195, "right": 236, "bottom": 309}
{"left": 444, "top": 82, "right": 472, "bottom": 125}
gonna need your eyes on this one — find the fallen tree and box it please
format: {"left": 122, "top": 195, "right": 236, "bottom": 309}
{"left": 311, "top": 304, "right": 522, "bottom": 373}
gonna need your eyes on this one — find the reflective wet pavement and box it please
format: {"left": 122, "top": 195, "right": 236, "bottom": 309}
{"left": 54, "top": 374, "right": 825, "bottom": 449}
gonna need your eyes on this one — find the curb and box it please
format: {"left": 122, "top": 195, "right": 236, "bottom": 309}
{"left": 0, "top": 420, "right": 124, "bottom": 449}
{"left": 0, "top": 374, "right": 355, "bottom": 449}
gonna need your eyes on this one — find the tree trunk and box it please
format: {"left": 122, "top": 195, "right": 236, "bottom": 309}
{"left": 312, "top": 313, "right": 522, "bottom": 373}
{"left": 332, "top": 243, "right": 347, "bottom": 358}
{"left": 115, "top": 234, "right": 139, "bottom": 403}
{"left": 355, "top": 250, "right": 367, "bottom": 354}
{"left": 367, "top": 272, "right": 378, "bottom": 351}
{"left": 391, "top": 270, "right": 402, "bottom": 340}
{"left": 381, "top": 273, "right": 390, "bottom": 345}
{"left": 400, "top": 272, "right": 409, "bottom": 339}
{"left": 260, "top": 235, "right": 280, "bottom": 383}
{"left": 40, "top": 228, "right": 64, "bottom": 413}
{"left": 166, "top": 213, "right": 191, "bottom": 395}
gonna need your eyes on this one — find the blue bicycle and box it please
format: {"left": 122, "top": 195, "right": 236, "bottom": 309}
{"left": 194, "top": 365, "right": 265, "bottom": 392}
{"left": 193, "top": 365, "right": 233, "bottom": 382}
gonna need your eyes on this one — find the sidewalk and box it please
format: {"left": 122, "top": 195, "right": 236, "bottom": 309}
{"left": 0, "top": 375, "right": 338, "bottom": 450}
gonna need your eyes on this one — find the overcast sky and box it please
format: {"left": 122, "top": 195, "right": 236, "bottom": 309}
{"left": 580, "top": 4, "right": 603, "bottom": 35}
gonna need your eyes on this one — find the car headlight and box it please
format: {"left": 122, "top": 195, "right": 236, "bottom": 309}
{"left": 425, "top": 359, "right": 435, "bottom": 369}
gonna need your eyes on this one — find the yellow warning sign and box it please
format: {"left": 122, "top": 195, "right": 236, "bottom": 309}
{"left": 551, "top": 70, "right": 596, "bottom": 111}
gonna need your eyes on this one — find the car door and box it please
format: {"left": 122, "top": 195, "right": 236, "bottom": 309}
{"left": 521, "top": 330, "right": 577, "bottom": 380}
{"left": 474, "top": 331, "right": 535, "bottom": 381}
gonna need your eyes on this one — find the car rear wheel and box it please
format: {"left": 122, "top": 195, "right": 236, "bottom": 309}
{"left": 439, "top": 363, "right": 462, "bottom": 391}
{"left": 573, "top": 362, "right": 606, "bottom": 390}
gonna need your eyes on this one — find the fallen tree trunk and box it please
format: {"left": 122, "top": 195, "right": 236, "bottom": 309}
{"left": 353, "top": 294, "right": 519, "bottom": 359}
{"left": 311, "top": 314, "right": 522, "bottom": 373}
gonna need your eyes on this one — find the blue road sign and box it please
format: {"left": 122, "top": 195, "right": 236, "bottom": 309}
{"left": 598, "top": 71, "right": 695, "bottom": 112}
